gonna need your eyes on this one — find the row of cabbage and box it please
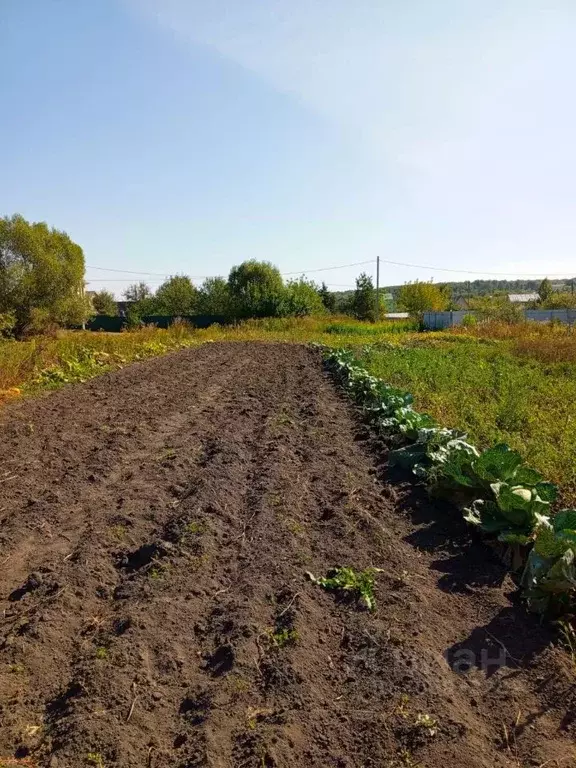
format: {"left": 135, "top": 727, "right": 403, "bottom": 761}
{"left": 323, "top": 347, "right": 576, "bottom": 616}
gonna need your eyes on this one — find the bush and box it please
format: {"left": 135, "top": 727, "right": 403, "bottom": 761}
{"left": 0, "top": 312, "right": 16, "bottom": 337}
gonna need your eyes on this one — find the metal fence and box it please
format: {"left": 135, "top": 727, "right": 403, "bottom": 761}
{"left": 422, "top": 309, "right": 576, "bottom": 330}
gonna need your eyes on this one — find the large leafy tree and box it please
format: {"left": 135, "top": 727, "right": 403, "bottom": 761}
{"left": 123, "top": 281, "right": 153, "bottom": 302}
{"left": 538, "top": 277, "right": 553, "bottom": 303}
{"left": 284, "top": 277, "right": 325, "bottom": 316}
{"left": 397, "top": 281, "right": 448, "bottom": 317}
{"left": 91, "top": 289, "right": 118, "bottom": 315}
{"left": 0, "top": 213, "right": 89, "bottom": 334}
{"left": 123, "top": 282, "right": 158, "bottom": 324}
{"left": 196, "top": 277, "right": 232, "bottom": 317}
{"left": 319, "top": 281, "right": 336, "bottom": 313}
{"left": 352, "top": 273, "right": 376, "bottom": 321}
{"left": 155, "top": 275, "right": 198, "bottom": 315}
{"left": 228, "top": 260, "right": 285, "bottom": 318}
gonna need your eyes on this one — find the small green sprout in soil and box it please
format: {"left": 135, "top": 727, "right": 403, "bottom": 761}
{"left": 8, "top": 663, "right": 25, "bottom": 674}
{"left": 185, "top": 521, "right": 205, "bottom": 535}
{"left": 109, "top": 524, "right": 127, "bottom": 541}
{"left": 270, "top": 628, "right": 299, "bottom": 648}
{"left": 414, "top": 712, "right": 438, "bottom": 737}
{"left": 286, "top": 519, "right": 303, "bottom": 535}
{"left": 95, "top": 647, "right": 108, "bottom": 660}
{"left": 307, "top": 566, "right": 383, "bottom": 611}
{"left": 87, "top": 753, "right": 105, "bottom": 767}
{"left": 557, "top": 619, "right": 576, "bottom": 667}
{"left": 149, "top": 564, "right": 168, "bottom": 580}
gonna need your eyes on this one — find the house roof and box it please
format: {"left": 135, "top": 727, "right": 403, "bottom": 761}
{"left": 508, "top": 293, "right": 539, "bottom": 303}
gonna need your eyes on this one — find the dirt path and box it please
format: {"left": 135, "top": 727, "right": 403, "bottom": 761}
{"left": 0, "top": 342, "right": 574, "bottom": 768}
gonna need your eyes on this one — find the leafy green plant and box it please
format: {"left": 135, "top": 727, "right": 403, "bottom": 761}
{"left": 307, "top": 566, "right": 382, "bottom": 611}
{"left": 463, "top": 482, "right": 554, "bottom": 545}
{"left": 522, "top": 510, "right": 576, "bottom": 613}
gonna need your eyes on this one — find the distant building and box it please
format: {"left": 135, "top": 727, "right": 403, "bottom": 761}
{"left": 508, "top": 293, "right": 539, "bottom": 304}
{"left": 116, "top": 300, "right": 134, "bottom": 317}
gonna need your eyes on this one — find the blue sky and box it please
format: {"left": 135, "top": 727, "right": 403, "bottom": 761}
{"left": 1, "top": 0, "right": 575, "bottom": 296}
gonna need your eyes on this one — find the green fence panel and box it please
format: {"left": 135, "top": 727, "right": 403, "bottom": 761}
{"left": 88, "top": 316, "right": 127, "bottom": 332}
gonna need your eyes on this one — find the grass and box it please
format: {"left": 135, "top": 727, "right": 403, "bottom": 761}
{"left": 358, "top": 333, "right": 576, "bottom": 506}
{"left": 451, "top": 319, "right": 576, "bottom": 364}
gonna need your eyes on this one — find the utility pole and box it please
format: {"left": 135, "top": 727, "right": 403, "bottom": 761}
{"left": 375, "top": 255, "right": 380, "bottom": 321}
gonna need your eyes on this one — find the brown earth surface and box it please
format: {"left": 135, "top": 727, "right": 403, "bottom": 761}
{"left": 0, "top": 341, "right": 574, "bottom": 768}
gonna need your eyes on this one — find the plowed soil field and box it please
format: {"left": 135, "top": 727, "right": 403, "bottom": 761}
{"left": 0, "top": 342, "right": 574, "bottom": 768}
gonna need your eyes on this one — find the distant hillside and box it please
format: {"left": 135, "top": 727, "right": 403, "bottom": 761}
{"left": 333, "top": 278, "right": 575, "bottom": 309}
{"left": 382, "top": 278, "right": 575, "bottom": 298}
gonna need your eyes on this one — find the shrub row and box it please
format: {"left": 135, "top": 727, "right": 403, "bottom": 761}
{"left": 323, "top": 347, "right": 576, "bottom": 616}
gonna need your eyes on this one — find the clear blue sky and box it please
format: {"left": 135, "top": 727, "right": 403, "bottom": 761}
{"left": 2, "top": 0, "right": 575, "bottom": 296}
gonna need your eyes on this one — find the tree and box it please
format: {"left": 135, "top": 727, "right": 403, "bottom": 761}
{"left": 228, "top": 260, "right": 285, "bottom": 318}
{"left": 91, "top": 289, "right": 117, "bottom": 315}
{"left": 538, "top": 277, "right": 553, "bottom": 304}
{"left": 0, "top": 213, "right": 89, "bottom": 334}
{"left": 123, "top": 282, "right": 152, "bottom": 302}
{"left": 319, "top": 282, "right": 336, "bottom": 313}
{"left": 352, "top": 273, "right": 376, "bottom": 321}
{"left": 284, "top": 277, "right": 325, "bottom": 316}
{"left": 540, "top": 291, "right": 576, "bottom": 310}
{"left": 468, "top": 295, "right": 524, "bottom": 322}
{"left": 196, "top": 277, "right": 232, "bottom": 318}
{"left": 155, "top": 275, "right": 198, "bottom": 315}
{"left": 437, "top": 283, "right": 457, "bottom": 310}
{"left": 397, "top": 281, "right": 448, "bottom": 317}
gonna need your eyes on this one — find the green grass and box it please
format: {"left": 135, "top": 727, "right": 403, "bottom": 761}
{"left": 358, "top": 337, "right": 576, "bottom": 506}
{"left": 325, "top": 319, "right": 417, "bottom": 336}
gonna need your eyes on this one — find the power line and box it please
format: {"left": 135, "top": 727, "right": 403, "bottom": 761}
{"left": 280, "top": 260, "right": 373, "bottom": 275}
{"left": 379, "top": 258, "right": 576, "bottom": 278}
{"left": 86, "top": 256, "right": 573, "bottom": 280}
{"left": 86, "top": 259, "right": 374, "bottom": 279}
{"left": 86, "top": 265, "right": 175, "bottom": 277}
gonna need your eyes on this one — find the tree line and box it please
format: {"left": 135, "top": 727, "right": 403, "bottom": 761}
{"left": 3, "top": 213, "right": 572, "bottom": 337}
{"left": 384, "top": 277, "right": 576, "bottom": 299}
{"left": 93, "top": 263, "right": 328, "bottom": 322}
{"left": 0, "top": 213, "right": 386, "bottom": 334}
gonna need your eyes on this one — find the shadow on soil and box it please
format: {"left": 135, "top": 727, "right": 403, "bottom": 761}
{"left": 344, "top": 399, "right": 557, "bottom": 677}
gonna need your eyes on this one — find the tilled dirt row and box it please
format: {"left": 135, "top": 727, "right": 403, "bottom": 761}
{"left": 0, "top": 342, "right": 574, "bottom": 768}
